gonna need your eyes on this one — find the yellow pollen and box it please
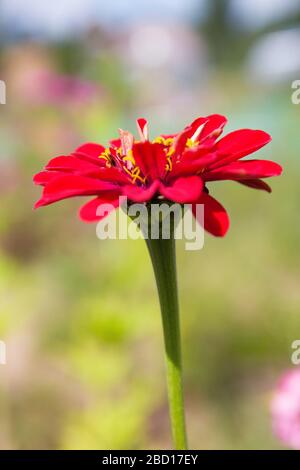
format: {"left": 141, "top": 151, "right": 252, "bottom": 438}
{"left": 123, "top": 149, "right": 135, "bottom": 166}
{"left": 166, "top": 146, "right": 175, "bottom": 157}
{"left": 99, "top": 148, "right": 112, "bottom": 167}
{"left": 123, "top": 164, "right": 146, "bottom": 184}
{"left": 186, "top": 138, "right": 198, "bottom": 148}
{"left": 166, "top": 155, "right": 173, "bottom": 172}
{"left": 164, "top": 145, "right": 175, "bottom": 171}
{"left": 153, "top": 136, "right": 174, "bottom": 146}
{"left": 131, "top": 167, "right": 146, "bottom": 184}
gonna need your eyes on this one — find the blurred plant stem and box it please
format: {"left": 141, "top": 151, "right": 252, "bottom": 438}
{"left": 145, "top": 216, "right": 188, "bottom": 450}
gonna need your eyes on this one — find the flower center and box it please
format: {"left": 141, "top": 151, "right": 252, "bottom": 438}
{"left": 99, "top": 147, "right": 146, "bottom": 184}
{"left": 98, "top": 131, "right": 201, "bottom": 186}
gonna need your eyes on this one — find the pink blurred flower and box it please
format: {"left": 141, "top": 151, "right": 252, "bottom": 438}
{"left": 22, "top": 68, "right": 100, "bottom": 107}
{"left": 271, "top": 368, "right": 300, "bottom": 449}
{"left": 41, "top": 71, "right": 99, "bottom": 106}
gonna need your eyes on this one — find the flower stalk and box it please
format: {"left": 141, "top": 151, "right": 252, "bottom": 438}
{"left": 145, "top": 213, "right": 188, "bottom": 450}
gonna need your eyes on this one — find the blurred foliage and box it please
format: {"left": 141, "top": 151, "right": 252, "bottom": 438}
{"left": 201, "top": 0, "right": 300, "bottom": 67}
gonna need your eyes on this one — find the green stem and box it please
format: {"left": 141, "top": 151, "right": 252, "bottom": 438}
{"left": 146, "top": 220, "right": 188, "bottom": 450}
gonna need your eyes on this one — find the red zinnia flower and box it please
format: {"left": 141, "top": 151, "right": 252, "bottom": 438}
{"left": 33, "top": 115, "right": 282, "bottom": 236}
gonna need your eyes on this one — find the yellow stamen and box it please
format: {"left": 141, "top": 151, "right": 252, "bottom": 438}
{"left": 186, "top": 138, "right": 198, "bottom": 148}
{"left": 99, "top": 148, "right": 112, "bottom": 167}
{"left": 123, "top": 149, "right": 135, "bottom": 166}
{"left": 153, "top": 136, "right": 174, "bottom": 146}
{"left": 131, "top": 166, "right": 146, "bottom": 184}
{"left": 166, "top": 155, "right": 173, "bottom": 172}
{"left": 123, "top": 164, "right": 146, "bottom": 184}
{"left": 166, "top": 146, "right": 175, "bottom": 157}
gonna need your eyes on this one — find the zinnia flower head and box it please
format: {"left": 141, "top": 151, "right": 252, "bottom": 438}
{"left": 33, "top": 115, "right": 282, "bottom": 236}
{"left": 271, "top": 369, "right": 300, "bottom": 449}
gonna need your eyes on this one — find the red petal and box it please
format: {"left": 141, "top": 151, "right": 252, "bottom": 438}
{"left": 73, "top": 142, "right": 107, "bottom": 166}
{"left": 122, "top": 180, "right": 160, "bottom": 203}
{"left": 79, "top": 193, "right": 120, "bottom": 222}
{"left": 237, "top": 179, "right": 272, "bottom": 192}
{"left": 198, "top": 114, "right": 227, "bottom": 143}
{"left": 212, "top": 129, "right": 271, "bottom": 168}
{"left": 205, "top": 159, "right": 282, "bottom": 181}
{"left": 34, "top": 175, "right": 119, "bottom": 208}
{"left": 109, "top": 138, "right": 121, "bottom": 149}
{"left": 192, "top": 192, "right": 230, "bottom": 237}
{"left": 170, "top": 149, "right": 219, "bottom": 179}
{"left": 187, "top": 114, "right": 227, "bottom": 144}
{"left": 132, "top": 142, "right": 166, "bottom": 181}
{"left": 33, "top": 170, "right": 61, "bottom": 186}
{"left": 136, "top": 118, "right": 148, "bottom": 141}
{"left": 173, "top": 126, "right": 193, "bottom": 156}
{"left": 175, "top": 114, "right": 227, "bottom": 152}
{"left": 46, "top": 155, "right": 100, "bottom": 172}
{"left": 159, "top": 176, "right": 203, "bottom": 203}
{"left": 46, "top": 156, "right": 129, "bottom": 184}
{"left": 74, "top": 142, "right": 105, "bottom": 158}
{"left": 90, "top": 167, "right": 129, "bottom": 184}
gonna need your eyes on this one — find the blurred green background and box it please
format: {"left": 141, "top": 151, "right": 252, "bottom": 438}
{"left": 0, "top": 0, "right": 299, "bottom": 449}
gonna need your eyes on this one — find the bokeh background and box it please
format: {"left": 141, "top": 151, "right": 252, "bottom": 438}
{"left": 0, "top": 0, "right": 299, "bottom": 450}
